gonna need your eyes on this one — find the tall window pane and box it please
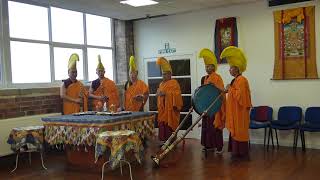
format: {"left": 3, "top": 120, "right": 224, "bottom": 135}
{"left": 54, "top": 47, "right": 83, "bottom": 81}
{"left": 8, "top": 1, "right": 49, "bottom": 41}
{"left": 86, "top": 14, "right": 112, "bottom": 47}
{"left": 51, "top": 7, "right": 84, "bottom": 44}
{"left": 87, "top": 48, "right": 113, "bottom": 81}
{"left": 10, "top": 41, "right": 50, "bottom": 83}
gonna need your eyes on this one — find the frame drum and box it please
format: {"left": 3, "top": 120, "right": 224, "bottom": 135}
{"left": 192, "top": 84, "right": 223, "bottom": 118}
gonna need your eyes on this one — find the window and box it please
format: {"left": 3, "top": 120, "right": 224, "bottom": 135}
{"left": 86, "top": 14, "right": 112, "bottom": 47}
{"left": 2, "top": 1, "right": 114, "bottom": 86}
{"left": 87, "top": 48, "right": 113, "bottom": 81}
{"left": 10, "top": 41, "right": 51, "bottom": 83}
{"left": 8, "top": 1, "right": 49, "bottom": 41}
{"left": 51, "top": 7, "right": 84, "bottom": 44}
{"left": 8, "top": 1, "right": 51, "bottom": 83}
{"left": 54, "top": 47, "right": 83, "bottom": 81}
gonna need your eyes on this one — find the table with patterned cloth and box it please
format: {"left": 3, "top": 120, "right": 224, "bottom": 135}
{"left": 7, "top": 126, "right": 44, "bottom": 152}
{"left": 41, "top": 112, "right": 155, "bottom": 147}
{"left": 42, "top": 112, "right": 154, "bottom": 171}
{"left": 6, "top": 125, "right": 47, "bottom": 172}
{"left": 95, "top": 130, "right": 143, "bottom": 169}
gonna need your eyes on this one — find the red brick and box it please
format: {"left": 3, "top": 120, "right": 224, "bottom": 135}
{"left": 26, "top": 110, "right": 42, "bottom": 116}
{"left": 5, "top": 112, "right": 26, "bottom": 118}
{"left": 32, "top": 100, "right": 43, "bottom": 105}
{"left": 20, "top": 106, "right": 37, "bottom": 111}
{"left": 34, "top": 96, "right": 46, "bottom": 100}
{"left": 0, "top": 98, "right": 15, "bottom": 104}
{"left": 19, "top": 101, "right": 34, "bottom": 107}
{"left": 19, "top": 97, "right": 37, "bottom": 102}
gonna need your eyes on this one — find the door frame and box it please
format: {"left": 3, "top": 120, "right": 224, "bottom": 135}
{"left": 143, "top": 53, "right": 201, "bottom": 139}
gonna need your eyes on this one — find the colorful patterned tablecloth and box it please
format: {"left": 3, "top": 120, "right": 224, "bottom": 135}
{"left": 7, "top": 126, "right": 44, "bottom": 152}
{"left": 95, "top": 130, "right": 143, "bottom": 169}
{"left": 41, "top": 112, "right": 155, "bottom": 147}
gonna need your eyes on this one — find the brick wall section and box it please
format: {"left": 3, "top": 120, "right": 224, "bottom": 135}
{"left": 0, "top": 87, "right": 62, "bottom": 120}
{"left": 0, "top": 85, "right": 124, "bottom": 120}
{"left": 114, "top": 19, "right": 134, "bottom": 84}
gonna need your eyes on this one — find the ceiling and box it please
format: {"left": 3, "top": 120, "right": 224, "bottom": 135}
{"left": 31, "top": 0, "right": 263, "bottom": 20}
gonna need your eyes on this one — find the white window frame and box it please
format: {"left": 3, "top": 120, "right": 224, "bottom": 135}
{"left": 143, "top": 54, "right": 199, "bottom": 139}
{"left": 0, "top": 0, "right": 115, "bottom": 89}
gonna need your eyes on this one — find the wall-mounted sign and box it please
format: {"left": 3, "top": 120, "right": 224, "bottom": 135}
{"left": 158, "top": 43, "right": 176, "bottom": 54}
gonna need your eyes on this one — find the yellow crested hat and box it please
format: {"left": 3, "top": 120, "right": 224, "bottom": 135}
{"left": 129, "top": 56, "right": 137, "bottom": 72}
{"left": 199, "top": 48, "right": 218, "bottom": 70}
{"left": 220, "top": 46, "right": 247, "bottom": 73}
{"left": 68, "top": 53, "right": 79, "bottom": 70}
{"left": 156, "top": 57, "right": 172, "bottom": 73}
{"left": 96, "top": 55, "right": 105, "bottom": 70}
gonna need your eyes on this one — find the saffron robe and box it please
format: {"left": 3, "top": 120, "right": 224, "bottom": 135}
{"left": 91, "top": 77, "right": 119, "bottom": 110}
{"left": 226, "top": 75, "right": 252, "bottom": 142}
{"left": 63, "top": 79, "right": 88, "bottom": 115}
{"left": 201, "top": 73, "right": 226, "bottom": 149}
{"left": 202, "top": 72, "right": 226, "bottom": 129}
{"left": 124, "top": 80, "right": 149, "bottom": 112}
{"left": 157, "top": 79, "right": 183, "bottom": 131}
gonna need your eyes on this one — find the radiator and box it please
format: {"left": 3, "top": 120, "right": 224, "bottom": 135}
{"left": 0, "top": 113, "right": 60, "bottom": 157}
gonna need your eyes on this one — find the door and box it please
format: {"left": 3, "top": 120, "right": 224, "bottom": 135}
{"left": 144, "top": 54, "right": 200, "bottom": 139}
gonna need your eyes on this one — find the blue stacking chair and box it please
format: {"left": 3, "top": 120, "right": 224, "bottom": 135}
{"left": 269, "top": 106, "right": 302, "bottom": 149}
{"left": 300, "top": 107, "right": 320, "bottom": 151}
{"left": 249, "top": 106, "right": 274, "bottom": 148}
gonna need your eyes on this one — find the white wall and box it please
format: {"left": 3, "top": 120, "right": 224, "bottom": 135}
{"left": 134, "top": 1, "right": 320, "bottom": 148}
{"left": 0, "top": 113, "right": 60, "bottom": 156}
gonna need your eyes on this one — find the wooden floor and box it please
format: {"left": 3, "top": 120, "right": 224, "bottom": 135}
{"left": 0, "top": 139, "right": 319, "bottom": 180}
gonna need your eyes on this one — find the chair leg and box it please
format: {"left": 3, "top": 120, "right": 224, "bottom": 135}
{"left": 120, "top": 160, "right": 123, "bottom": 175}
{"left": 263, "top": 128, "right": 267, "bottom": 147}
{"left": 270, "top": 128, "right": 274, "bottom": 147}
{"left": 300, "top": 130, "right": 305, "bottom": 151}
{"left": 29, "top": 152, "right": 32, "bottom": 165}
{"left": 120, "top": 160, "right": 133, "bottom": 180}
{"left": 293, "top": 129, "right": 298, "bottom": 150}
{"left": 40, "top": 151, "right": 47, "bottom": 170}
{"left": 101, "top": 161, "right": 110, "bottom": 180}
{"left": 11, "top": 152, "right": 19, "bottom": 173}
{"left": 296, "top": 129, "right": 299, "bottom": 149}
{"left": 271, "top": 128, "right": 275, "bottom": 148}
{"left": 267, "top": 128, "right": 271, "bottom": 151}
{"left": 302, "top": 131, "right": 306, "bottom": 151}
{"left": 275, "top": 129, "right": 279, "bottom": 149}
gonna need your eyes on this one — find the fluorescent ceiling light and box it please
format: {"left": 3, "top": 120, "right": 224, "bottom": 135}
{"left": 120, "top": 0, "right": 159, "bottom": 7}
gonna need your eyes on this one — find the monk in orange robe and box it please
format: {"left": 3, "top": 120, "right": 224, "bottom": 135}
{"left": 124, "top": 56, "right": 149, "bottom": 111}
{"left": 60, "top": 53, "right": 88, "bottom": 115}
{"left": 89, "top": 55, "right": 119, "bottom": 111}
{"left": 156, "top": 57, "right": 183, "bottom": 142}
{"left": 198, "top": 48, "right": 226, "bottom": 154}
{"left": 221, "top": 46, "right": 252, "bottom": 159}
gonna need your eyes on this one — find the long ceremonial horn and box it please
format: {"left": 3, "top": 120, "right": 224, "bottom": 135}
{"left": 151, "top": 92, "right": 223, "bottom": 167}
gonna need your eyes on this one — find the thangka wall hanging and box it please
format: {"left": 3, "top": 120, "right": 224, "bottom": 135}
{"left": 214, "top": 17, "right": 238, "bottom": 64}
{"left": 273, "top": 6, "right": 318, "bottom": 80}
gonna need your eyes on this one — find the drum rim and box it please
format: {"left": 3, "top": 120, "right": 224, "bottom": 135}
{"left": 192, "top": 83, "right": 222, "bottom": 116}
